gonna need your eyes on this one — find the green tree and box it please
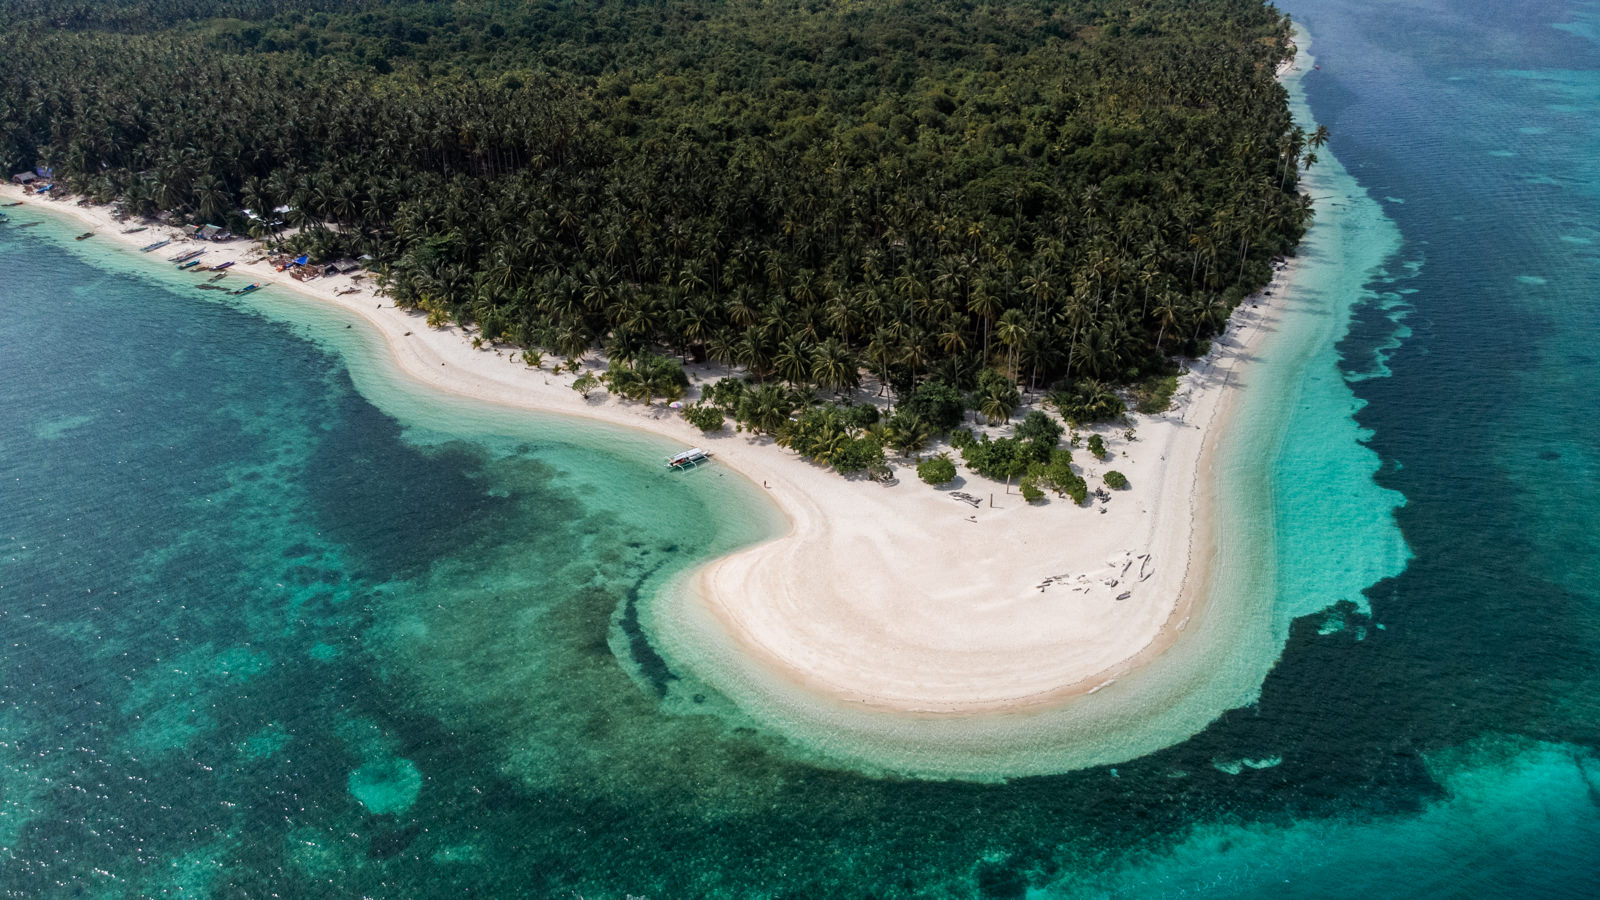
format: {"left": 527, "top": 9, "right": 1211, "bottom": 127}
{"left": 900, "top": 380, "right": 966, "bottom": 432}
{"left": 1051, "top": 380, "right": 1127, "bottom": 426}
{"left": 683, "top": 403, "right": 725, "bottom": 432}
{"left": 737, "top": 383, "right": 796, "bottom": 435}
{"left": 917, "top": 453, "right": 957, "bottom": 486}
{"left": 1014, "top": 410, "right": 1063, "bottom": 462}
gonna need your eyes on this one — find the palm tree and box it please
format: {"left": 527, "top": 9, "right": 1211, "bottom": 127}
{"left": 774, "top": 335, "right": 813, "bottom": 388}
{"left": 979, "top": 381, "right": 1018, "bottom": 425}
{"left": 886, "top": 414, "right": 932, "bottom": 458}
{"left": 743, "top": 383, "right": 794, "bottom": 434}
{"left": 968, "top": 281, "right": 1001, "bottom": 364}
{"left": 810, "top": 337, "right": 858, "bottom": 398}
{"left": 994, "top": 308, "right": 1028, "bottom": 380}
{"left": 1154, "top": 290, "right": 1183, "bottom": 351}
{"left": 192, "top": 174, "right": 230, "bottom": 224}
{"left": 865, "top": 328, "right": 897, "bottom": 397}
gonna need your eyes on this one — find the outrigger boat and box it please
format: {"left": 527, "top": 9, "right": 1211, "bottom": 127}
{"left": 231, "top": 282, "right": 262, "bottom": 295}
{"left": 140, "top": 239, "right": 171, "bottom": 252}
{"left": 207, "top": 272, "right": 228, "bottom": 282}
{"left": 169, "top": 249, "right": 205, "bottom": 263}
{"left": 178, "top": 259, "right": 202, "bottom": 270}
{"left": 210, "top": 260, "right": 234, "bottom": 271}
{"left": 666, "top": 447, "right": 712, "bottom": 470}
{"left": 122, "top": 226, "right": 147, "bottom": 234}
{"left": 75, "top": 232, "right": 93, "bottom": 241}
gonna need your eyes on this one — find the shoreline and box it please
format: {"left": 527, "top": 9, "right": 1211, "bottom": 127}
{"left": 0, "top": 96, "right": 1297, "bottom": 722}
{"left": 677, "top": 257, "right": 1296, "bottom": 715}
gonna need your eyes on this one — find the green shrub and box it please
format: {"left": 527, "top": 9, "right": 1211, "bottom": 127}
{"left": 884, "top": 412, "right": 932, "bottom": 457}
{"left": 841, "top": 402, "right": 881, "bottom": 429}
{"left": 972, "top": 369, "right": 1020, "bottom": 425}
{"left": 603, "top": 353, "right": 689, "bottom": 402}
{"left": 1020, "top": 478, "right": 1044, "bottom": 503}
{"left": 775, "top": 404, "right": 886, "bottom": 475}
{"left": 900, "top": 380, "right": 966, "bottom": 432}
{"left": 571, "top": 371, "right": 601, "bottom": 398}
{"left": 683, "top": 403, "right": 725, "bottom": 432}
{"left": 704, "top": 376, "right": 747, "bottom": 411}
{"left": 832, "top": 435, "right": 886, "bottom": 474}
{"left": 1033, "top": 449, "right": 1087, "bottom": 503}
{"left": 1087, "top": 434, "right": 1109, "bottom": 460}
{"left": 1050, "top": 379, "right": 1127, "bottom": 425}
{"left": 917, "top": 453, "right": 957, "bottom": 486}
{"left": 1128, "top": 374, "right": 1178, "bottom": 414}
{"left": 949, "top": 427, "right": 975, "bottom": 450}
{"left": 1014, "top": 410, "right": 1063, "bottom": 462}
{"left": 1104, "top": 470, "right": 1129, "bottom": 490}
{"left": 960, "top": 434, "right": 1030, "bottom": 481}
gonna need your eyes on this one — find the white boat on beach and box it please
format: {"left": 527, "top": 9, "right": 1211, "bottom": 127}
{"left": 667, "top": 448, "right": 711, "bottom": 470}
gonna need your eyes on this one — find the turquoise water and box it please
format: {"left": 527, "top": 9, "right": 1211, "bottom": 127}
{"left": 5, "top": 0, "right": 1600, "bottom": 893}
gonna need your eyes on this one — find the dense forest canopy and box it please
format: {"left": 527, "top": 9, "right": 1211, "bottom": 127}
{"left": 0, "top": 0, "right": 1313, "bottom": 407}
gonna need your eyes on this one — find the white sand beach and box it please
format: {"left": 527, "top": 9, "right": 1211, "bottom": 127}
{"left": 2, "top": 179, "right": 1295, "bottom": 718}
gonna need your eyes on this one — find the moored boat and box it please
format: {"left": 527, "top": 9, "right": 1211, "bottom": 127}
{"left": 140, "top": 239, "right": 171, "bottom": 252}
{"left": 122, "top": 226, "right": 147, "bottom": 234}
{"left": 231, "top": 282, "right": 262, "bottom": 295}
{"left": 178, "top": 259, "right": 202, "bottom": 269}
{"left": 75, "top": 232, "right": 93, "bottom": 241}
{"left": 666, "top": 448, "right": 712, "bottom": 469}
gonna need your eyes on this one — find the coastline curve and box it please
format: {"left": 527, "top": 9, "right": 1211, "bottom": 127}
{"left": 0, "top": 26, "right": 1407, "bottom": 780}
{"left": 645, "top": 25, "right": 1411, "bottom": 778}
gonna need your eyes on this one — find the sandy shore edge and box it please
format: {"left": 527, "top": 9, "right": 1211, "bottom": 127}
{"left": 2, "top": 134, "right": 1300, "bottom": 717}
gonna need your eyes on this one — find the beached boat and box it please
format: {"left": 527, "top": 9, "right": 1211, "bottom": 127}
{"left": 122, "top": 226, "right": 147, "bottom": 234}
{"left": 211, "top": 261, "right": 234, "bottom": 271}
{"left": 231, "top": 283, "right": 262, "bottom": 295}
{"left": 75, "top": 232, "right": 93, "bottom": 241}
{"left": 140, "top": 239, "right": 171, "bottom": 252}
{"left": 178, "top": 260, "right": 202, "bottom": 270}
{"left": 0, "top": 201, "right": 21, "bottom": 207}
{"left": 666, "top": 448, "right": 712, "bottom": 469}
{"left": 169, "top": 249, "right": 205, "bottom": 263}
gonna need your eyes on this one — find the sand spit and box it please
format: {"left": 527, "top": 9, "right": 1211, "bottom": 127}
{"left": 1, "top": 177, "right": 1294, "bottom": 722}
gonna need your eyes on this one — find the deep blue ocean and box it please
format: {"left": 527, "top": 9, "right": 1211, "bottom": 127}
{"left": 3, "top": 0, "right": 1600, "bottom": 896}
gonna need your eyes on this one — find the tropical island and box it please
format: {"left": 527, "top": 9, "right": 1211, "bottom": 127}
{"left": 0, "top": 0, "right": 1320, "bottom": 763}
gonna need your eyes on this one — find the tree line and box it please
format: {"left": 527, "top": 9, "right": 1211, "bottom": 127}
{"left": 0, "top": 0, "right": 1317, "bottom": 427}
